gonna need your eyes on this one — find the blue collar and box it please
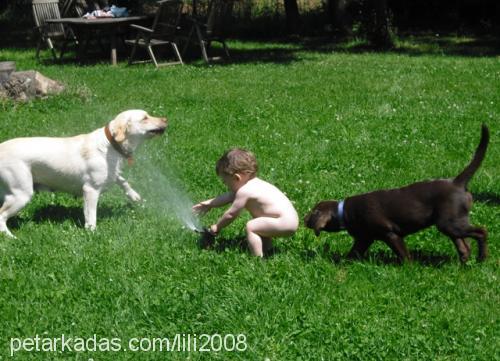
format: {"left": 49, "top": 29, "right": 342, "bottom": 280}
{"left": 338, "top": 200, "right": 346, "bottom": 229}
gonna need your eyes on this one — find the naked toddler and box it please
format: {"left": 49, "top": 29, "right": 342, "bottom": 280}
{"left": 193, "top": 148, "right": 299, "bottom": 257}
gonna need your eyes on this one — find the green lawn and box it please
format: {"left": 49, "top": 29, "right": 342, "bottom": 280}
{"left": 0, "top": 40, "right": 499, "bottom": 360}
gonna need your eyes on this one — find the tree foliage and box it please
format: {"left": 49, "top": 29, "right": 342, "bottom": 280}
{"left": 0, "top": 0, "right": 498, "bottom": 47}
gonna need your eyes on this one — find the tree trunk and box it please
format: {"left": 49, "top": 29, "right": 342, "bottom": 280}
{"left": 284, "top": 0, "right": 301, "bottom": 34}
{"left": 327, "top": 0, "right": 351, "bottom": 36}
{"left": 369, "top": 0, "right": 393, "bottom": 49}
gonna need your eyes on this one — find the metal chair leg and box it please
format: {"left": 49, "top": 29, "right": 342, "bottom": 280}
{"left": 171, "top": 43, "right": 183, "bottom": 65}
{"left": 35, "top": 38, "right": 43, "bottom": 60}
{"left": 182, "top": 26, "right": 195, "bottom": 56}
{"left": 45, "top": 37, "right": 58, "bottom": 61}
{"left": 195, "top": 25, "right": 209, "bottom": 63}
{"left": 128, "top": 41, "right": 139, "bottom": 65}
{"left": 60, "top": 39, "right": 69, "bottom": 60}
{"left": 147, "top": 45, "right": 159, "bottom": 68}
{"left": 222, "top": 40, "right": 230, "bottom": 58}
{"left": 200, "top": 41, "right": 209, "bottom": 63}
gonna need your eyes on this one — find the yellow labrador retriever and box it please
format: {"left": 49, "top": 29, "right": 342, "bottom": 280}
{"left": 0, "top": 109, "right": 167, "bottom": 237}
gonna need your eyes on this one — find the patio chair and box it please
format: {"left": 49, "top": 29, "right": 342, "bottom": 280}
{"left": 125, "top": 0, "right": 184, "bottom": 67}
{"left": 32, "top": 0, "right": 77, "bottom": 61}
{"left": 73, "top": 0, "right": 108, "bottom": 17}
{"left": 60, "top": 0, "right": 74, "bottom": 16}
{"left": 182, "top": 0, "right": 234, "bottom": 63}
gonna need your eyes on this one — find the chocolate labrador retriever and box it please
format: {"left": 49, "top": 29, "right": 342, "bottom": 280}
{"left": 304, "top": 125, "right": 489, "bottom": 263}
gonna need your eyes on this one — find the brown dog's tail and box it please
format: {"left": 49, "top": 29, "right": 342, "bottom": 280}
{"left": 453, "top": 124, "right": 489, "bottom": 188}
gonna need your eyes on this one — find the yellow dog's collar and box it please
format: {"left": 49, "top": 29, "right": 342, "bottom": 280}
{"left": 104, "top": 124, "right": 134, "bottom": 166}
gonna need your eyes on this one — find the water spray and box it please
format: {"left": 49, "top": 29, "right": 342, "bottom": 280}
{"left": 134, "top": 154, "right": 215, "bottom": 248}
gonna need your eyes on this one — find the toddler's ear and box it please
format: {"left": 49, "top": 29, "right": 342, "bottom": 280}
{"left": 234, "top": 173, "right": 242, "bottom": 181}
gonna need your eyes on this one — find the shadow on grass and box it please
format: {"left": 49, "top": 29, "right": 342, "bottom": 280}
{"left": 197, "top": 233, "right": 282, "bottom": 258}
{"left": 299, "top": 34, "right": 500, "bottom": 57}
{"left": 473, "top": 192, "right": 500, "bottom": 206}
{"left": 198, "top": 233, "right": 455, "bottom": 266}
{"left": 33, "top": 205, "right": 85, "bottom": 226}
{"left": 3, "top": 29, "right": 499, "bottom": 67}
{"left": 207, "top": 33, "right": 500, "bottom": 66}
{"left": 314, "top": 243, "right": 456, "bottom": 267}
{"left": 191, "top": 47, "right": 299, "bottom": 65}
{"left": 32, "top": 47, "right": 127, "bottom": 67}
{"left": 366, "top": 250, "right": 454, "bottom": 267}
{"left": 193, "top": 226, "right": 466, "bottom": 265}
{"left": 7, "top": 204, "right": 129, "bottom": 230}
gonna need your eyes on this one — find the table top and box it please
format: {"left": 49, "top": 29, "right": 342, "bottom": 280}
{"left": 46, "top": 16, "right": 148, "bottom": 26}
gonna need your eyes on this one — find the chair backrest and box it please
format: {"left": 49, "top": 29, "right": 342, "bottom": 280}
{"left": 192, "top": 0, "right": 210, "bottom": 18}
{"left": 150, "top": 0, "right": 184, "bottom": 38}
{"left": 60, "top": 0, "right": 74, "bottom": 16}
{"left": 73, "top": 0, "right": 104, "bottom": 17}
{"left": 206, "top": 0, "right": 234, "bottom": 37}
{"left": 32, "top": 0, "right": 65, "bottom": 37}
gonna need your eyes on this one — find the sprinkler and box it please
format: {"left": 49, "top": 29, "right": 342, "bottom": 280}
{"left": 195, "top": 227, "right": 216, "bottom": 249}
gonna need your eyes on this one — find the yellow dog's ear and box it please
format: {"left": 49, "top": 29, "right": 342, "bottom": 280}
{"left": 113, "top": 117, "right": 129, "bottom": 143}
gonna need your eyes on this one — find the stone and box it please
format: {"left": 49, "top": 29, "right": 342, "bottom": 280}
{"left": 0, "top": 61, "right": 16, "bottom": 84}
{"left": 0, "top": 70, "right": 64, "bottom": 101}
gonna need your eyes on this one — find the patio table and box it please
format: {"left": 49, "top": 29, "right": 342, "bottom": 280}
{"left": 46, "top": 16, "right": 149, "bottom": 65}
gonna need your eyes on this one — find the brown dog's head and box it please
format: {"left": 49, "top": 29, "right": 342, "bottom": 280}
{"left": 304, "top": 200, "right": 343, "bottom": 236}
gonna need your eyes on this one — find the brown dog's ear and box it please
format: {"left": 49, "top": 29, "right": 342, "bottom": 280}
{"left": 313, "top": 214, "right": 329, "bottom": 236}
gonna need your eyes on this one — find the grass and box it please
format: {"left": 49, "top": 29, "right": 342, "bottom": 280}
{"left": 0, "top": 39, "right": 499, "bottom": 360}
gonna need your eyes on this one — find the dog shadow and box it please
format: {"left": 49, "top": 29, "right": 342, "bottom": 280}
{"left": 320, "top": 244, "right": 454, "bottom": 267}
{"left": 8, "top": 204, "right": 129, "bottom": 230}
{"left": 33, "top": 205, "right": 86, "bottom": 226}
{"left": 366, "top": 250, "right": 454, "bottom": 267}
{"left": 473, "top": 192, "right": 500, "bottom": 206}
{"left": 198, "top": 234, "right": 452, "bottom": 265}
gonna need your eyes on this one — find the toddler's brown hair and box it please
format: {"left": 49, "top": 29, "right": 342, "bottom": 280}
{"left": 216, "top": 148, "right": 258, "bottom": 176}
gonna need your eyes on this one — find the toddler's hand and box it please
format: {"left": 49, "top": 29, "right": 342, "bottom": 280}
{"left": 209, "top": 224, "right": 219, "bottom": 235}
{"left": 192, "top": 201, "right": 211, "bottom": 215}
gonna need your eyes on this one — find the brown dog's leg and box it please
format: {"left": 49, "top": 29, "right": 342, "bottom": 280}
{"left": 466, "top": 227, "right": 488, "bottom": 261}
{"left": 441, "top": 222, "right": 488, "bottom": 262}
{"left": 384, "top": 232, "right": 411, "bottom": 263}
{"left": 346, "top": 238, "right": 374, "bottom": 259}
{"left": 452, "top": 238, "right": 471, "bottom": 263}
{"left": 463, "top": 239, "right": 471, "bottom": 253}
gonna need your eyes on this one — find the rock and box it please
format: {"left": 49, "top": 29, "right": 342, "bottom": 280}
{"left": 0, "top": 61, "right": 16, "bottom": 84}
{"left": 0, "top": 70, "right": 64, "bottom": 101}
